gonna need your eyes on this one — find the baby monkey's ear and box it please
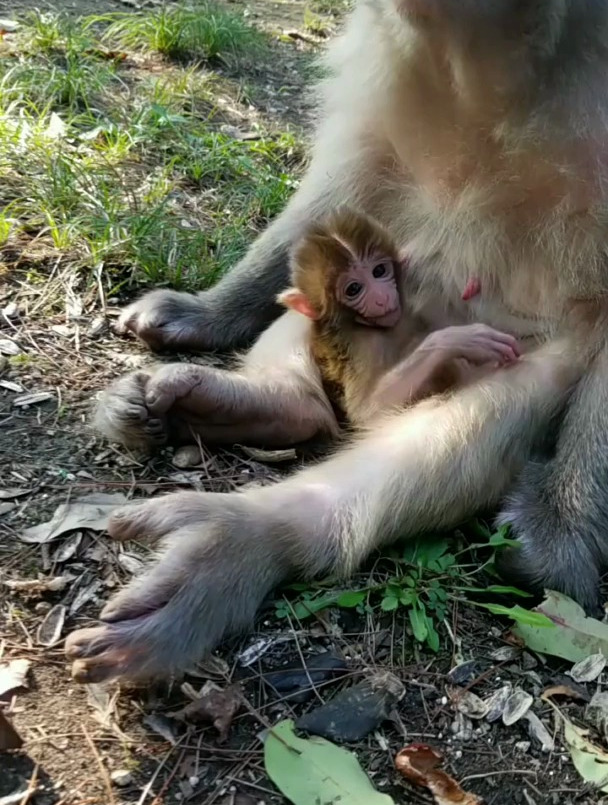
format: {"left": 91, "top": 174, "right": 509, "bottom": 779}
{"left": 277, "top": 288, "right": 320, "bottom": 320}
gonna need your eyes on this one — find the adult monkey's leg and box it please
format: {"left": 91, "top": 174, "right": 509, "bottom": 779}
{"left": 94, "top": 312, "right": 339, "bottom": 448}
{"left": 497, "top": 344, "right": 608, "bottom": 613}
{"left": 66, "top": 341, "right": 580, "bottom": 683}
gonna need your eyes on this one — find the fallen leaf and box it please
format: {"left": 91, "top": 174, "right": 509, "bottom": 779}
{"left": 542, "top": 684, "right": 587, "bottom": 703}
{"left": 0, "top": 488, "right": 30, "bottom": 500}
{"left": 13, "top": 391, "right": 55, "bottom": 407}
{"left": 484, "top": 685, "right": 512, "bottom": 723}
{"left": 143, "top": 713, "right": 181, "bottom": 745}
{"left": 447, "top": 687, "right": 488, "bottom": 720}
{"left": 240, "top": 446, "right": 297, "bottom": 463}
{"left": 563, "top": 715, "right": 608, "bottom": 793}
{"left": 0, "top": 659, "right": 30, "bottom": 697}
{"left": 502, "top": 689, "right": 533, "bottom": 726}
{"left": 264, "top": 719, "right": 394, "bottom": 805}
{"left": 525, "top": 711, "right": 554, "bottom": 752}
{"left": 0, "top": 338, "right": 21, "bottom": 355}
{"left": 173, "top": 681, "right": 242, "bottom": 743}
{"left": 568, "top": 653, "right": 607, "bottom": 683}
{"left": 0, "top": 379, "right": 23, "bottom": 392}
{"left": 20, "top": 493, "right": 127, "bottom": 543}
{"left": 5, "top": 575, "right": 72, "bottom": 595}
{"left": 36, "top": 604, "right": 66, "bottom": 646}
{"left": 585, "top": 691, "right": 608, "bottom": 743}
{"left": 51, "top": 532, "right": 83, "bottom": 562}
{"left": 0, "top": 711, "right": 23, "bottom": 751}
{"left": 395, "top": 744, "right": 482, "bottom": 805}
{"left": 512, "top": 590, "right": 608, "bottom": 663}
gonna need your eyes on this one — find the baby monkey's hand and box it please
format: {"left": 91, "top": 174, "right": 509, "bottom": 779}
{"left": 419, "top": 324, "right": 521, "bottom": 366}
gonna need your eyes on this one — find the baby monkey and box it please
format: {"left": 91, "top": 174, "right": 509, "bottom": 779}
{"left": 278, "top": 209, "right": 520, "bottom": 424}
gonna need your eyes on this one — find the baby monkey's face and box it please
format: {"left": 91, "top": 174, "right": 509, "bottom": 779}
{"left": 336, "top": 258, "right": 401, "bottom": 327}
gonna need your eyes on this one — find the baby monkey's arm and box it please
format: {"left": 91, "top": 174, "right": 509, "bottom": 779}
{"left": 360, "top": 324, "right": 520, "bottom": 423}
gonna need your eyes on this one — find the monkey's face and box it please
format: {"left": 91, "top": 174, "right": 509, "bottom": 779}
{"left": 337, "top": 259, "right": 401, "bottom": 328}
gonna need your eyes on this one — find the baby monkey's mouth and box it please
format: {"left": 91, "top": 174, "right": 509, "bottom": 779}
{"left": 370, "top": 307, "right": 401, "bottom": 328}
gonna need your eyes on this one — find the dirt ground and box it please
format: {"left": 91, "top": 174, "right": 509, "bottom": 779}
{"left": 1, "top": 2, "right": 607, "bottom": 805}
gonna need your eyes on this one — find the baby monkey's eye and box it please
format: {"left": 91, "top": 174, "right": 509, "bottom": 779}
{"left": 345, "top": 281, "right": 363, "bottom": 298}
{"left": 372, "top": 263, "right": 388, "bottom": 278}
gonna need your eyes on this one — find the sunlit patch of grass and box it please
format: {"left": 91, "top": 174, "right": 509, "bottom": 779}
{"left": 102, "top": 2, "right": 266, "bottom": 65}
{"left": 0, "top": 9, "right": 302, "bottom": 300}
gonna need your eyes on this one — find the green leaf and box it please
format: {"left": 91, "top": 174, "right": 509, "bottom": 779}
{"left": 264, "top": 720, "right": 395, "bottom": 805}
{"left": 563, "top": 716, "right": 608, "bottom": 793}
{"left": 336, "top": 591, "right": 367, "bottom": 608}
{"left": 489, "top": 525, "right": 519, "bottom": 547}
{"left": 477, "top": 603, "right": 553, "bottom": 627}
{"left": 409, "top": 605, "right": 428, "bottom": 642}
{"left": 425, "top": 616, "right": 440, "bottom": 652}
{"left": 399, "top": 589, "right": 415, "bottom": 606}
{"left": 381, "top": 595, "right": 399, "bottom": 612}
{"left": 513, "top": 590, "right": 608, "bottom": 663}
{"left": 460, "top": 585, "right": 532, "bottom": 597}
{"left": 415, "top": 538, "right": 450, "bottom": 567}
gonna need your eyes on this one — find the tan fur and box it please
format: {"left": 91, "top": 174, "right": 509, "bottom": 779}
{"left": 73, "top": 1, "right": 608, "bottom": 683}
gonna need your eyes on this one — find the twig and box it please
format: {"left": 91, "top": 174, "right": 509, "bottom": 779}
{"left": 81, "top": 723, "right": 116, "bottom": 805}
{"left": 19, "top": 764, "right": 39, "bottom": 805}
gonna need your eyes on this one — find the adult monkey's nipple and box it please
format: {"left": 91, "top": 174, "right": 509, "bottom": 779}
{"left": 462, "top": 277, "right": 481, "bottom": 301}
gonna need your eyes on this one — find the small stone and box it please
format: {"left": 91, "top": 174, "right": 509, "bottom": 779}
{"left": 111, "top": 769, "right": 133, "bottom": 787}
{"left": 173, "top": 445, "right": 203, "bottom": 469}
{"left": 2, "top": 302, "right": 18, "bottom": 318}
{"left": 88, "top": 317, "right": 107, "bottom": 338}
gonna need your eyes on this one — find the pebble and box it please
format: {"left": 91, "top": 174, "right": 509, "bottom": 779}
{"left": 173, "top": 445, "right": 203, "bottom": 468}
{"left": 111, "top": 769, "right": 133, "bottom": 787}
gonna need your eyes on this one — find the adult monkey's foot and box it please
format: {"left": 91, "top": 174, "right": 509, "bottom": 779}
{"left": 94, "top": 370, "right": 168, "bottom": 449}
{"left": 117, "top": 289, "right": 219, "bottom": 352}
{"left": 64, "top": 492, "right": 296, "bottom": 683}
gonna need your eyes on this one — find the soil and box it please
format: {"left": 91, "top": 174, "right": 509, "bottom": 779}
{"left": 0, "top": 2, "right": 606, "bottom": 805}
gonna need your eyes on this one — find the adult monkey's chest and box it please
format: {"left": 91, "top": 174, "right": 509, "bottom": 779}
{"left": 390, "top": 112, "right": 608, "bottom": 329}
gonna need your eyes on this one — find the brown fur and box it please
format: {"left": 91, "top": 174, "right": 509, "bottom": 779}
{"left": 73, "top": 1, "right": 608, "bottom": 684}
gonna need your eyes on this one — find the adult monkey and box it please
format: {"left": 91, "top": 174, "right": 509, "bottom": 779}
{"left": 68, "top": 0, "right": 608, "bottom": 683}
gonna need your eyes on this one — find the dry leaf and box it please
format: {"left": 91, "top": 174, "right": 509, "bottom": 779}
{"left": 52, "top": 532, "right": 83, "bottom": 562}
{"left": 0, "top": 659, "right": 30, "bottom": 697}
{"left": 563, "top": 715, "right": 608, "bottom": 793}
{"left": 36, "top": 604, "right": 66, "bottom": 646}
{"left": 13, "top": 391, "right": 55, "bottom": 407}
{"left": 173, "top": 681, "right": 242, "bottom": 743}
{"left": 143, "top": 713, "right": 180, "bottom": 745}
{"left": 525, "top": 711, "right": 554, "bottom": 752}
{"left": 240, "top": 446, "right": 297, "bottom": 463}
{"left": 395, "top": 744, "right": 482, "bottom": 805}
{"left": 0, "top": 338, "right": 21, "bottom": 355}
{"left": 4, "top": 575, "right": 72, "bottom": 594}
{"left": 542, "top": 684, "right": 587, "bottom": 703}
{"left": 20, "top": 493, "right": 127, "bottom": 543}
{"left": 447, "top": 687, "right": 488, "bottom": 720}
{"left": 502, "top": 689, "right": 533, "bottom": 726}
{"left": 0, "top": 488, "right": 30, "bottom": 500}
{"left": 568, "top": 653, "right": 607, "bottom": 683}
{"left": 585, "top": 691, "right": 608, "bottom": 743}
{"left": 485, "top": 685, "right": 511, "bottom": 724}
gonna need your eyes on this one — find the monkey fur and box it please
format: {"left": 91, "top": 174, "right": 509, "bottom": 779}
{"left": 71, "top": 0, "right": 608, "bottom": 683}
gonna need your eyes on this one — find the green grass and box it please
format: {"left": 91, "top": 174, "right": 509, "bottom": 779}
{"left": 102, "top": 2, "right": 266, "bottom": 64}
{"left": 0, "top": 8, "right": 302, "bottom": 297}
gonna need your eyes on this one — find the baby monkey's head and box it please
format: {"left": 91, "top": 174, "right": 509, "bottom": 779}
{"left": 278, "top": 208, "right": 405, "bottom": 329}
